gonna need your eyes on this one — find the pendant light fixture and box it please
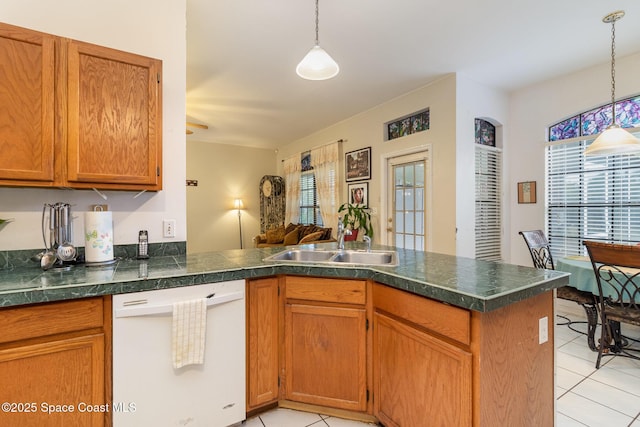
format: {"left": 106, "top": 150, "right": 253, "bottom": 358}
{"left": 585, "top": 10, "right": 640, "bottom": 156}
{"left": 296, "top": 0, "right": 339, "bottom": 80}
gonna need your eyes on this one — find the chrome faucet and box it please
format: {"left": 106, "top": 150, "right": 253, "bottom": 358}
{"left": 337, "top": 216, "right": 352, "bottom": 250}
{"left": 362, "top": 235, "right": 372, "bottom": 252}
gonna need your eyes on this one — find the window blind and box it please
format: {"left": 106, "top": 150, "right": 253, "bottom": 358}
{"left": 299, "top": 171, "right": 323, "bottom": 226}
{"left": 546, "top": 136, "right": 640, "bottom": 257}
{"left": 475, "top": 145, "right": 502, "bottom": 261}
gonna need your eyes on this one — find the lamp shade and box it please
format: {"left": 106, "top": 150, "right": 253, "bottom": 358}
{"left": 233, "top": 199, "right": 243, "bottom": 210}
{"left": 296, "top": 45, "right": 339, "bottom": 80}
{"left": 584, "top": 125, "right": 640, "bottom": 156}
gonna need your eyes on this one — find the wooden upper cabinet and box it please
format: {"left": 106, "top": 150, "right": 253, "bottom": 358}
{"left": 0, "top": 23, "right": 55, "bottom": 185}
{"left": 66, "top": 40, "right": 162, "bottom": 190}
{"left": 0, "top": 21, "right": 162, "bottom": 191}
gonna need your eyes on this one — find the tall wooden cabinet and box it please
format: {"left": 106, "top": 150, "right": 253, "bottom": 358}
{"left": 0, "top": 21, "right": 162, "bottom": 191}
{"left": 246, "top": 277, "right": 280, "bottom": 412}
{"left": 0, "top": 297, "right": 111, "bottom": 427}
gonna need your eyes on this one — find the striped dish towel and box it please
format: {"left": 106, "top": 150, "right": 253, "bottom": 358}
{"left": 172, "top": 298, "right": 207, "bottom": 369}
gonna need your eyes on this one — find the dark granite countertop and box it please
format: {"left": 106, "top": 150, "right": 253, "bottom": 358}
{"left": 0, "top": 242, "right": 569, "bottom": 312}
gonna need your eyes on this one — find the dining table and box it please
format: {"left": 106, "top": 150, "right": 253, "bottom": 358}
{"left": 556, "top": 255, "right": 640, "bottom": 353}
{"left": 556, "top": 255, "right": 605, "bottom": 351}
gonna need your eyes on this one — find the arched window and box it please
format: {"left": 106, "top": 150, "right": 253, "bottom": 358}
{"left": 546, "top": 95, "right": 640, "bottom": 256}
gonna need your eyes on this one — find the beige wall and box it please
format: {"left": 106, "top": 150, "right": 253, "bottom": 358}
{"left": 276, "top": 75, "right": 459, "bottom": 255}
{"left": 186, "top": 141, "right": 277, "bottom": 253}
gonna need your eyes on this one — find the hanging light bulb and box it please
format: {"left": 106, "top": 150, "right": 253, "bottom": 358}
{"left": 296, "top": 0, "right": 339, "bottom": 80}
{"left": 585, "top": 10, "right": 640, "bottom": 156}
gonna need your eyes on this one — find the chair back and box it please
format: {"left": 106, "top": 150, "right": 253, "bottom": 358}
{"left": 519, "top": 230, "right": 554, "bottom": 269}
{"left": 584, "top": 241, "right": 640, "bottom": 310}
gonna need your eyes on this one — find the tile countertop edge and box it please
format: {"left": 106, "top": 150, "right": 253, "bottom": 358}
{"left": 0, "top": 260, "right": 571, "bottom": 313}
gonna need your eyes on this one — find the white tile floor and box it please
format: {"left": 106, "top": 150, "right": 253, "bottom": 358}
{"left": 244, "top": 298, "right": 640, "bottom": 427}
{"left": 556, "top": 298, "right": 640, "bottom": 426}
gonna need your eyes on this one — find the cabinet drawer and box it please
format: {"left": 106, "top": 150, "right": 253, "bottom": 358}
{"left": 0, "top": 297, "right": 105, "bottom": 344}
{"left": 285, "top": 276, "right": 366, "bottom": 305}
{"left": 373, "top": 283, "right": 470, "bottom": 345}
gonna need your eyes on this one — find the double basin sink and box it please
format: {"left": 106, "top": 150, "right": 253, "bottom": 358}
{"left": 263, "top": 248, "right": 398, "bottom": 266}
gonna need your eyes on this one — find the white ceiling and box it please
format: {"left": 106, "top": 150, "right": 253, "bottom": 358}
{"left": 186, "top": 0, "right": 640, "bottom": 150}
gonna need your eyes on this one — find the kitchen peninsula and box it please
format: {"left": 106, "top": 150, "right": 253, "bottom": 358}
{"left": 0, "top": 243, "right": 568, "bottom": 426}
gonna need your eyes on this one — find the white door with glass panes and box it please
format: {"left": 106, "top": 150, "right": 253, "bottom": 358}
{"left": 386, "top": 152, "right": 430, "bottom": 250}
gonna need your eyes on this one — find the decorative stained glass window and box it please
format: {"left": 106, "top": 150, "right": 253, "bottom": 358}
{"left": 386, "top": 109, "right": 430, "bottom": 141}
{"left": 581, "top": 105, "right": 611, "bottom": 136}
{"left": 549, "top": 95, "right": 640, "bottom": 142}
{"left": 475, "top": 118, "right": 495, "bottom": 146}
{"left": 549, "top": 116, "right": 579, "bottom": 141}
{"left": 618, "top": 96, "right": 640, "bottom": 128}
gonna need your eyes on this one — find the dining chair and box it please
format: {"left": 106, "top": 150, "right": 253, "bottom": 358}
{"left": 584, "top": 240, "right": 640, "bottom": 368}
{"left": 519, "top": 230, "right": 598, "bottom": 350}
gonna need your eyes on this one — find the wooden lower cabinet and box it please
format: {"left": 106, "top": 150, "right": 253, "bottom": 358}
{"left": 373, "top": 311, "right": 472, "bottom": 426}
{"left": 373, "top": 282, "right": 555, "bottom": 427}
{"left": 246, "top": 277, "right": 555, "bottom": 426}
{"left": 284, "top": 303, "right": 367, "bottom": 411}
{"left": 0, "top": 297, "right": 111, "bottom": 427}
{"left": 246, "top": 277, "right": 280, "bottom": 412}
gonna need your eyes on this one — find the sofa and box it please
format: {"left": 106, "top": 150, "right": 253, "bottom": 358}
{"left": 253, "top": 223, "right": 335, "bottom": 248}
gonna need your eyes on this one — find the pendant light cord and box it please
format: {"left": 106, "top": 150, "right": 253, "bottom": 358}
{"left": 315, "top": 0, "right": 320, "bottom": 45}
{"left": 610, "top": 17, "right": 617, "bottom": 124}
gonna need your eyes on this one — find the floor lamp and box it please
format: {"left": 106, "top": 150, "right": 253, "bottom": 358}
{"left": 234, "top": 199, "right": 244, "bottom": 249}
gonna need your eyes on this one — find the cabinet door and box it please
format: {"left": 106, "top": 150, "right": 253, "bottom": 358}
{"left": 284, "top": 303, "right": 367, "bottom": 411}
{"left": 0, "top": 333, "right": 105, "bottom": 427}
{"left": 373, "top": 312, "right": 472, "bottom": 427}
{"left": 247, "top": 278, "right": 280, "bottom": 410}
{"left": 0, "top": 23, "right": 55, "bottom": 184}
{"left": 66, "top": 40, "right": 162, "bottom": 190}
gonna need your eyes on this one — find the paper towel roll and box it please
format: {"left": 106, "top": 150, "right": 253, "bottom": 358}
{"left": 84, "top": 211, "right": 114, "bottom": 263}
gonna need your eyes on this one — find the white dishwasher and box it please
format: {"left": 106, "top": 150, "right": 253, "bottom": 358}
{"left": 112, "top": 280, "right": 245, "bottom": 427}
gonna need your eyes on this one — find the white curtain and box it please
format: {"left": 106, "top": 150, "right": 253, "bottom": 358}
{"left": 283, "top": 155, "right": 301, "bottom": 225}
{"left": 311, "top": 142, "right": 338, "bottom": 234}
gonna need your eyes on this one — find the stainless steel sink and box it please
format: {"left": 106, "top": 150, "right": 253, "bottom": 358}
{"left": 331, "top": 250, "right": 396, "bottom": 265}
{"left": 263, "top": 249, "right": 398, "bottom": 266}
{"left": 265, "top": 249, "right": 336, "bottom": 262}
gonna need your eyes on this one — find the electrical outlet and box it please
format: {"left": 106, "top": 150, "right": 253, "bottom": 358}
{"left": 163, "top": 219, "right": 176, "bottom": 238}
{"left": 539, "top": 316, "right": 548, "bottom": 344}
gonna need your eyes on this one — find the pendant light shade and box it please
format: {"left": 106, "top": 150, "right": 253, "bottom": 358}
{"left": 585, "top": 11, "right": 640, "bottom": 156}
{"left": 296, "top": 45, "right": 339, "bottom": 80}
{"left": 585, "top": 124, "right": 640, "bottom": 155}
{"left": 297, "top": 0, "right": 339, "bottom": 81}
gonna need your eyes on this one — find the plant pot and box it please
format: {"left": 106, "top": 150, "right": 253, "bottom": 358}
{"left": 344, "top": 229, "right": 358, "bottom": 241}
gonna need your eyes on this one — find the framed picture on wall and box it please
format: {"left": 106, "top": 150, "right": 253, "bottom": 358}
{"left": 348, "top": 182, "right": 368, "bottom": 206}
{"left": 518, "top": 181, "right": 537, "bottom": 204}
{"left": 345, "top": 147, "right": 371, "bottom": 182}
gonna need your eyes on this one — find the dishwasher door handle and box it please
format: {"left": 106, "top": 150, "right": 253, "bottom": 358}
{"left": 114, "top": 290, "right": 244, "bottom": 318}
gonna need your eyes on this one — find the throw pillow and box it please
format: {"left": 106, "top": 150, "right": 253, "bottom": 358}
{"left": 299, "top": 230, "right": 324, "bottom": 244}
{"left": 283, "top": 227, "right": 300, "bottom": 245}
{"left": 266, "top": 225, "right": 285, "bottom": 244}
{"left": 321, "top": 227, "right": 333, "bottom": 240}
{"left": 299, "top": 224, "right": 320, "bottom": 238}
{"left": 285, "top": 223, "right": 299, "bottom": 235}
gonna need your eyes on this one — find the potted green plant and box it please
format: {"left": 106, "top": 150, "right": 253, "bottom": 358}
{"left": 338, "top": 203, "right": 373, "bottom": 241}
